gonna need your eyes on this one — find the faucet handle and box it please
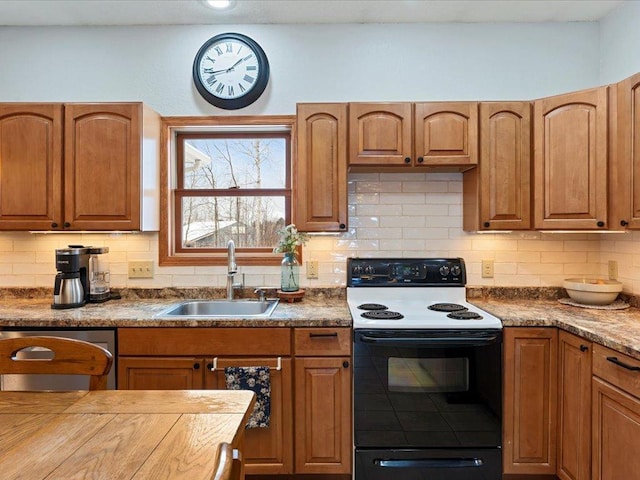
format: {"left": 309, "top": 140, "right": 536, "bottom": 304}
{"left": 254, "top": 288, "right": 266, "bottom": 302}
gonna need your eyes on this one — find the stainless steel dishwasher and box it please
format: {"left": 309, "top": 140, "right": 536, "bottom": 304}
{"left": 0, "top": 329, "right": 116, "bottom": 390}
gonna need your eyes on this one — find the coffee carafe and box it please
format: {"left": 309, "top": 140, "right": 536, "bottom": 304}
{"left": 88, "top": 247, "right": 110, "bottom": 302}
{"left": 52, "top": 247, "right": 88, "bottom": 309}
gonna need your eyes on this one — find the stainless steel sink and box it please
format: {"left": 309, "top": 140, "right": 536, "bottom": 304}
{"left": 154, "top": 299, "right": 279, "bottom": 318}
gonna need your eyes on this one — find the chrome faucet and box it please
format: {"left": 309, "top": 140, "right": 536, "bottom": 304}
{"left": 226, "top": 240, "right": 243, "bottom": 300}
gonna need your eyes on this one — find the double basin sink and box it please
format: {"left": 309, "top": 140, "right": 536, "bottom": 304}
{"left": 155, "top": 299, "right": 279, "bottom": 319}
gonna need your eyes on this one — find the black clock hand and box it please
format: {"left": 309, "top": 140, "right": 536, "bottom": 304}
{"left": 203, "top": 68, "right": 230, "bottom": 75}
{"left": 226, "top": 58, "right": 244, "bottom": 71}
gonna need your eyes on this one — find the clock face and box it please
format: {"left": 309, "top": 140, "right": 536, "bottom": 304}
{"left": 193, "top": 33, "right": 270, "bottom": 110}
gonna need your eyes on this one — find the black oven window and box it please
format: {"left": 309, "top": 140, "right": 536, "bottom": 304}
{"left": 387, "top": 357, "right": 469, "bottom": 393}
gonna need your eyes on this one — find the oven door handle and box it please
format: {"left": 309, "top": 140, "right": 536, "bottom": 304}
{"left": 374, "top": 457, "right": 484, "bottom": 468}
{"left": 357, "top": 333, "right": 500, "bottom": 347}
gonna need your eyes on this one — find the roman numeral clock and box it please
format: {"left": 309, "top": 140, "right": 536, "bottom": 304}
{"left": 193, "top": 32, "right": 270, "bottom": 110}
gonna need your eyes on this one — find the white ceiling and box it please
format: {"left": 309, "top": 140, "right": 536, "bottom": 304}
{"left": 0, "top": 0, "right": 627, "bottom": 26}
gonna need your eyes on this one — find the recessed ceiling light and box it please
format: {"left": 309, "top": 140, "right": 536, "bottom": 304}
{"left": 203, "top": 0, "right": 236, "bottom": 10}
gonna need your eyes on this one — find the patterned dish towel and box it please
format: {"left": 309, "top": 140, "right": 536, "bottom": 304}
{"left": 224, "top": 366, "right": 271, "bottom": 428}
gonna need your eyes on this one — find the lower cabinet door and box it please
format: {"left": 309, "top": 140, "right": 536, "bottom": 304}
{"left": 592, "top": 377, "right": 640, "bottom": 480}
{"left": 294, "top": 356, "right": 352, "bottom": 474}
{"left": 117, "top": 356, "right": 204, "bottom": 389}
{"left": 503, "top": 327, "right": 558, "bottom": 475}
{"left": 557, "top": 331, "right": 592, "bottom": 480}
{"left": 205, "top": 356, "right": 293, "bottom": 475}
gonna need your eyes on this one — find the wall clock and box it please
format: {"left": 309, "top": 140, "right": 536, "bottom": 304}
{"left": 192, "top": 32, "right": 270, "bottom": 110}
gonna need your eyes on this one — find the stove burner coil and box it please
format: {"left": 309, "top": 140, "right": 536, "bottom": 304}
{"left": 357, "top": 303, "right": 388, "bottom": 311}
{"left": 447, "top": 311, "right": 483, "bottom": 320}
{"left": 428, "top": 303, "right": 468, "bottom": 313}
{"left": 361, "top": 310, "right": 404, "bottom": 320}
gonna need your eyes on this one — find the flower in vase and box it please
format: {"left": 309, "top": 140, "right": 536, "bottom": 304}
{"left": 273, "top": 224, "right": 308, "bottom": 256}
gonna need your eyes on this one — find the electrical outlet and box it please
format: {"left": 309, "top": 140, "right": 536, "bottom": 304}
{"left": 608, "top": 260, "right": 618, "bottom": 280}
{"left": 306, "top": 260, "right": 319, "bottom": 279}
{"left": 128, "top": 261, "right": 154, "bottom": 279}
{"left": 482, "top": 259, "right": 494, "bottom": 278}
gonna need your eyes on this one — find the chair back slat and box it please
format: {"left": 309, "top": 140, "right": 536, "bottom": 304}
{"left": 0, "top": 336, "right": 113, "bottom": 390}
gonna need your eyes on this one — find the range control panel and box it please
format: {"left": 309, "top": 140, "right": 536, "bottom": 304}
{"left": 347, "top": 258, "right": 466, "bottom": 287}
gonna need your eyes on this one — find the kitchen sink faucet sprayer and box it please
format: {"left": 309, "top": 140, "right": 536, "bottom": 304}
{"left": 226, "top": 240, "right": 243, "bottom": 300}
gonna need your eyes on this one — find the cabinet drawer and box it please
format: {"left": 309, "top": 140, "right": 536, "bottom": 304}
{"left": 118, "top": 328, "right": 291, "bottom": 356}
{"left": 294, "top": 328, "right": 351, "bottom": 356}
{"left": 593, "top": 343, "right": 640, "bottom": 398}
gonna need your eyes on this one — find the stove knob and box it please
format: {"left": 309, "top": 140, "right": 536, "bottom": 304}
{"left": 451, "top": 265, "right": 461, "bottom": 277}
{"left": 439, "top": 265, "right": 450, "bottom": 276}
{"left": 352, "top": 265, "right": 363, "bottom": 276}
{"left": 364, "top": 265, "right": 375, "bottom": 275}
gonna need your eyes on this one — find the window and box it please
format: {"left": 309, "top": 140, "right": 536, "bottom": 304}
{"left": 160, "top": 116, "right": 296, "bottom": 266}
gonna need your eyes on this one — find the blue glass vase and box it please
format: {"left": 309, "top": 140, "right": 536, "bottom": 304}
{"left": 280, "top": 253, "right": 300, "bottom": 292}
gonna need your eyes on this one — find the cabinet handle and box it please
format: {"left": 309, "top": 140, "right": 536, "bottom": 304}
{"left": 206, "top": 362, "right": 213, "bottom": 370}
{"left": 597, "top": 221, "right": 605, "bottom": 227}
{"left": 193, "top": 362, "right": 200, "bottom": 370}
{"left": 417, "top": 157, "right": 424, "bottom": 163}
{"left": 606, "top": 356, "right": 640, "bottom": 371}
{"left": 580, "top": 344, "right": 589, "bottom": 352}
{"left": 63, "top": 222, "right": 71, "bottom": 228}
{"left": 621, "top": 220, "right": 629, "bottom": 227}
{"left": 339, "top": 223, "right": 346, "bottom": 230}
{"left": 483, "top": 222, "right": 490, "bottom": 228}
{"left": 51, "top": 222, "right": 58, "bottom": 228}
{"left": 343, "top": 361, "right": 350, "bottom": 368}
{"left": 404, "top": 157, "right": 411, "bottom": 164}
{"left": 309, "top": 332, "right": 338, "bottom": 338}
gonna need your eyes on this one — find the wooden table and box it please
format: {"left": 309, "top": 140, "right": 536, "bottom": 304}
{"left": 0, "top": 389, "right": 255, "bottom": 480}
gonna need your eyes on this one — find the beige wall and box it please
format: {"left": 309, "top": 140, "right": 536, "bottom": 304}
{"left": 1, "top": 172, "right": 633, "bottom": 293}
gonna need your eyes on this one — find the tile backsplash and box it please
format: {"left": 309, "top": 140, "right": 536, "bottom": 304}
{"left": 1, "top": 172, "right": 638, "bottom": 293}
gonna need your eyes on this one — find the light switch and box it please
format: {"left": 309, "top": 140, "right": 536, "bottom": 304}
{"left": 128, "top": 261, "right": 154, "bottom": 279}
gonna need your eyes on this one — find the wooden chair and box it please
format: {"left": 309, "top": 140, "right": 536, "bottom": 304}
{"left": 212, "top": 442, "right": 242, "bottom": 480}
{"left": 0, "top": 336, "right": 113, "bottom": 390}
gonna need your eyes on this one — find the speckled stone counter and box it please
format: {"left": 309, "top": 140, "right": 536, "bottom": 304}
{"left": 469, "top": 295, "right": 640, "bottom": 360}
{"left": 0, "top": 288, "right": 351, "bottom": 328}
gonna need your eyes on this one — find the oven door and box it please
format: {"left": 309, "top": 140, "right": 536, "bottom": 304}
{"left": 353, "top": 329, "right": 502, "bottom": 479}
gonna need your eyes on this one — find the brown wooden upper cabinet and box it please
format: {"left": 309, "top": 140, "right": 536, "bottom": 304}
{"left": 463, "top": 102, "right": 531, "bottom": 231}
{"left": 612, "top": 72, "right": 640, "bottom": 230}
{"left": 348, "top": 102, "right": 478, "bottom": 171}
{"left": 295, "top": 103, "right": 348, "bottom": 232}
{"left": 0, "top": 102, "right": 160, "bottom": 231}
{"left": 533, "top": 86, "right": 609, "bottom": 229}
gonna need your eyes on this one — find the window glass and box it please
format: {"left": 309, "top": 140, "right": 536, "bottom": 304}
{"left": 180, "top": 196, "right": 286, "bottom": 249}
{"left": 181, "top": 138, "right": 287, "bottom": 190}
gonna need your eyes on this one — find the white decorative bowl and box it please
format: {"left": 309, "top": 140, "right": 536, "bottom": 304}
{"left": 563, "top": 278, "right": 623, "bottom": 306}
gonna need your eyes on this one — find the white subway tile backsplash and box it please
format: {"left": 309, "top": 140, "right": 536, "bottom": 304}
{"left": 0, "top": 174, "right": 637, "bottom": 292}
{"left": 357, "top": 204, "right": 403, "bottom": 216}
{"left": 380, "top": 193, "right": 426, "bottom": 204}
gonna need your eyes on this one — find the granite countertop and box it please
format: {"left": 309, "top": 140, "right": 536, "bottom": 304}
{"left": 469, "top": 296, "right": 640, "bottom": 360}
{"left": 0, "top": 288, "right": 351, "bottom": 328}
